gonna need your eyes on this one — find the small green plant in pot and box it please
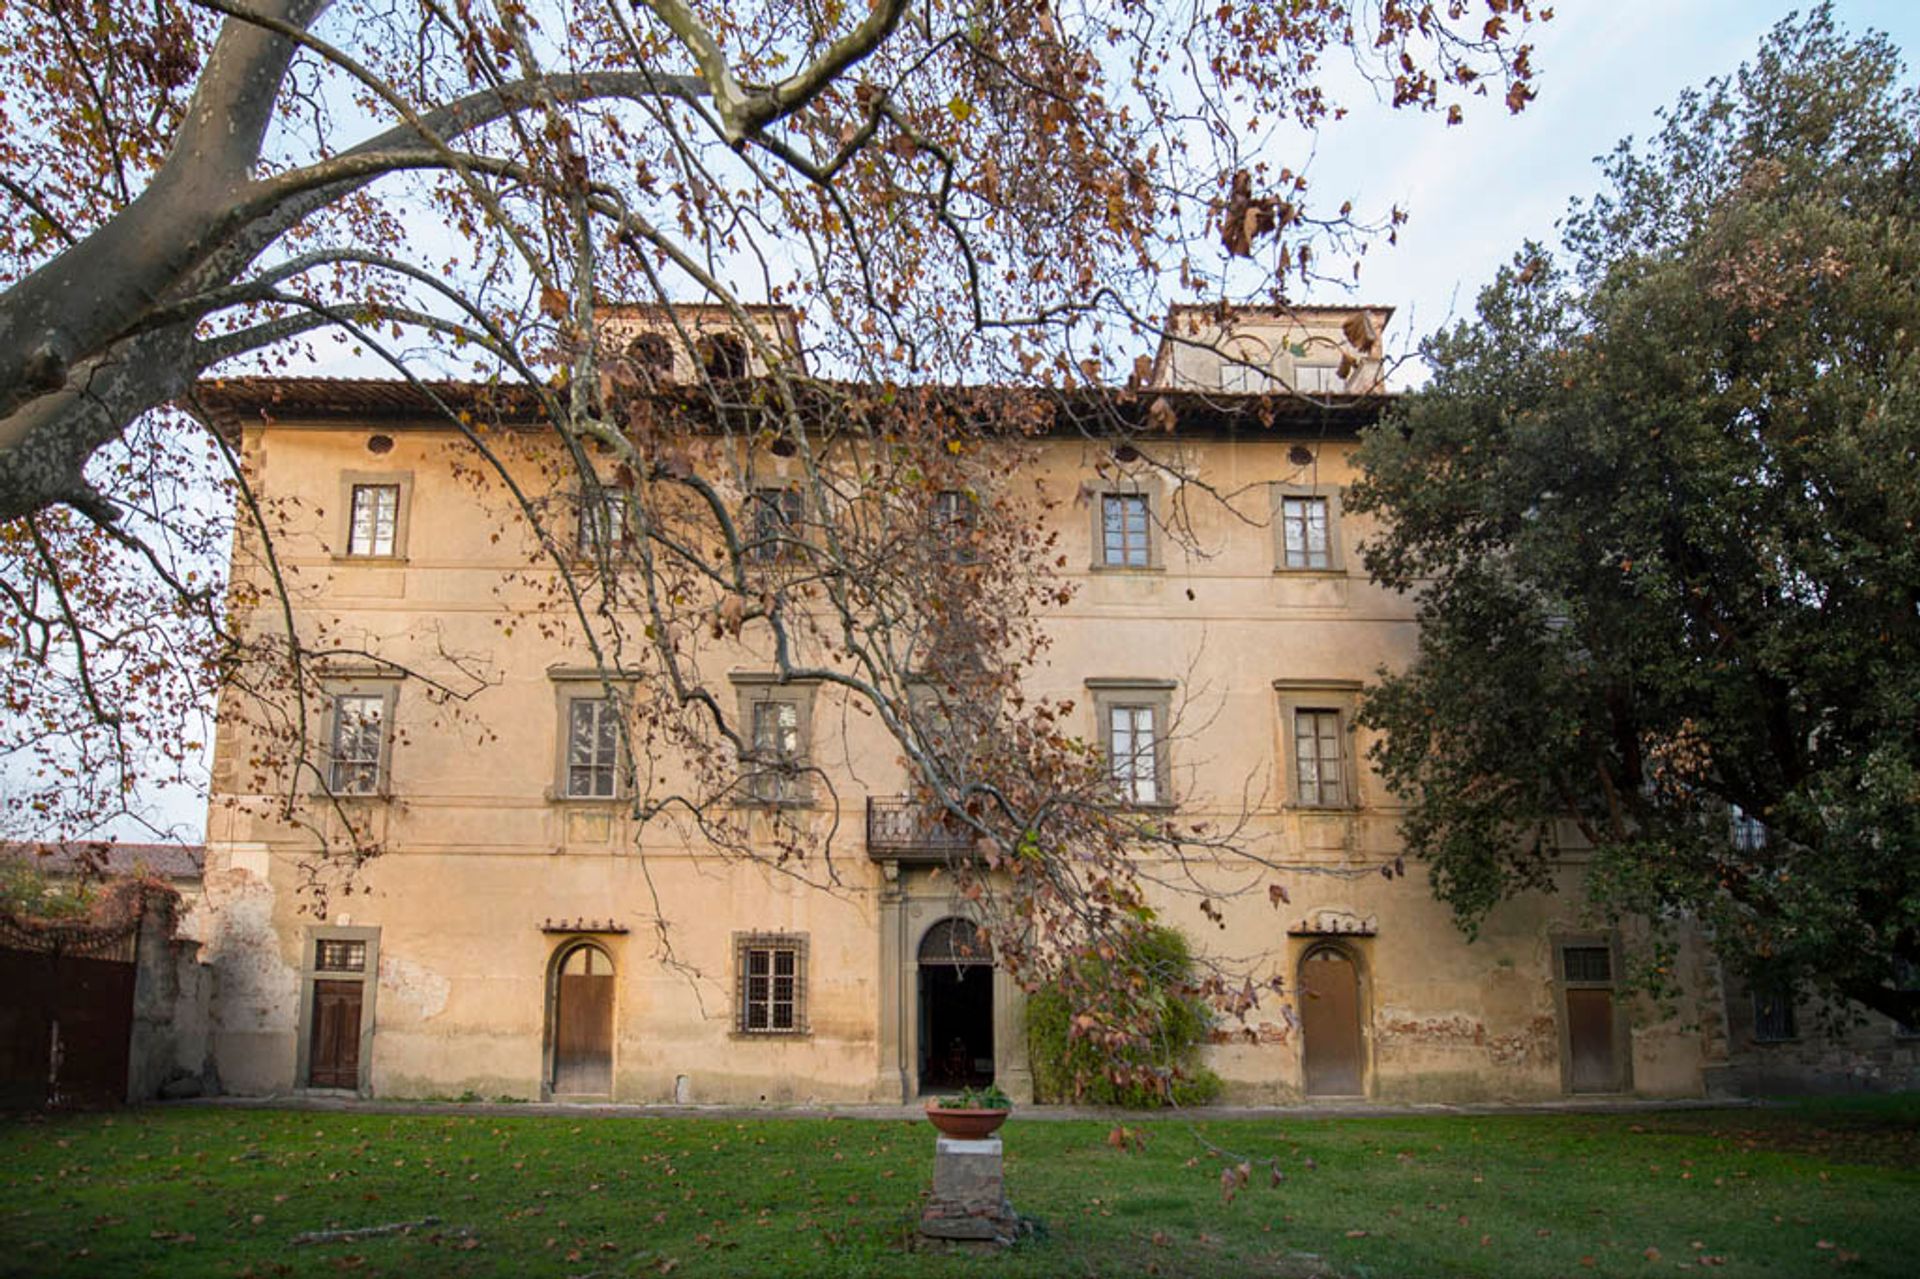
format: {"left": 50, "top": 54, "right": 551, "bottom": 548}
{"left": 925, "top": 1083, "right": 1013, "bottom": 1138}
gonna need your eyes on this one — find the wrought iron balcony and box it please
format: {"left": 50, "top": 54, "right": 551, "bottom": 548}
{"left": 865, "top": 795, "right": 975, "bottom": 862}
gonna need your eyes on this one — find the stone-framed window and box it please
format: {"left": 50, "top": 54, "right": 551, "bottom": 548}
{"left": 748, "top": 486, "right": 804, "bottom": 564}
{"left": 734, "top": 932, "right": 808, "bottom": 1035}
{"left": 338, "top": 470, "right": 413, "bottom": 560}
{"left": 326, "top": 689, "right": 395, "bottom": 796}
{"left": 547, "top": 668, "right": 635, "bottom": 802}
{"left": 1099, "top": 492, "right": 1152, "bottom": 567}
{"left": 731, "top": 673, "right": 818, "bottom": 806}
{"left": 564, "top": 697, "right": 621, "bottom": 799}
{"left": 1271, "top": 483, "right": 1344, "bottom": 573}
{"left": 1273, "top": 680, "right": 1361, "bottom": 810}
{"left": 1087, "top": 678, "right": 1175, "bottom": 808}
{"left": 932, "top": 489, "right": 979, "bottom": 564}
{"left": 576, "top": 484, "right": 630, "bottom": 556}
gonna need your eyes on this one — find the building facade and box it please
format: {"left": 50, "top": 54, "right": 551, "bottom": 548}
{"left": 193, "top": 305, "right": 1753, "bottom": 1105}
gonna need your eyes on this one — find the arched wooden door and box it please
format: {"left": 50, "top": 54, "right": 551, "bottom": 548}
{"left": 1299, "top": 944, "right": 1365, "bottom": 1097}
{"left": 917, "top": 918, "right": 994, "bottom": 1091}
{"left": 550, "top": 943, "right": 614, "bottom": 1096}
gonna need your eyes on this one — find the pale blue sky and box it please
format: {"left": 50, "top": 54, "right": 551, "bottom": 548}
{"left": 1302, "top": 0, "right": 1920, "bottom": 375}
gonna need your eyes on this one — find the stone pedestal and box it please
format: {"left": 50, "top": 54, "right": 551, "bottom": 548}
{"left": 919, "top": 1136, "right": 1019, "bottom": 1247}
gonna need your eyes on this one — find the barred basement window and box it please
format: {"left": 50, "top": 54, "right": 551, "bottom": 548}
{"left": 1561, "top": 946, "right": 1613, "bottom": 984}
{"left": 315, "top": 939, "right": 367, "bottom": 972}
{"left": 735, "top": 934, "right": 807, "bottom": 1034}
{"left": 1752, "top": 988, "right": 1797, "bottom": 1042}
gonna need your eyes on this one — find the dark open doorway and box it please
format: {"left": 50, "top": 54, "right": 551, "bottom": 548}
{"left": 917, "top": 918, "right": 994, "bottom": 1092}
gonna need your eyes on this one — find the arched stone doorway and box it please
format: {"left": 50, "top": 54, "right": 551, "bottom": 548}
{"left": 917, "top": 918, "right": 994, "bottom": 1092}
{"left": 1298, "top": 942, "right": 1366, "bottom": 1097}
{"left": 547, "top": 942, "right": 614, "bottom": 1097}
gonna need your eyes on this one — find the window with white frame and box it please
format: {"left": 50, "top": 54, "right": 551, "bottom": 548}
{"left": 328, "top": 693, "right": 388, "bottom": 795}
{"left": 565, "top": 696, "right": 620, "bottom": 799}
{"left": 347, "top": 483, "right": 400, "bottom": 557}
{"left": 735, "top": 933, "right": 807, "bottom": 1034}
{"left": 1099, "top": 492, "right": 1152, "bottom": 568}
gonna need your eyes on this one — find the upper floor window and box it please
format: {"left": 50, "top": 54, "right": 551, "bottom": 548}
{"left": 348, "top": 484, "right": 399, "bottom": 557}
{"left": 1088, "top": 678, "right": 1175, "bottom": 807}
{"left": 1281, "top": 496, "right": 1331, "bottom": 569}
{"left": 577, "top": 487, "right": 629, "bottom": 556}
{"left": 1108, "top": 703, "right": 1162, "bottom": 804}
{"left": 1292, "top": 708, "right": 1347, "bottom": 808}
{"left": 1099, "top": 492, "right": 1151, "bottom": 568}
{"left": 1275, "top": 681, "right": 1360, "bottom": 809}
{"left": 933, "top": 489, "right": 978, "bottom": 563}
{"left": 1272, "top": 484, "right": 1343, "bottom": 574}
{"left": 338, "top": 470, "right": 413, "bottom": 560}
{"left": 749, "top": 487, "right": 804, "bottom": 564}
{"left": 732, "top": 675, "right": 817, "bottom": 805}
{"left": 565, "top": 696, "right": 620, "bottom": 799}
{"left": 327, "top": 693, "right": 388, "bottom": 795}
{"left": 1293, "top": 363, "right": 1345, "bottom": 395}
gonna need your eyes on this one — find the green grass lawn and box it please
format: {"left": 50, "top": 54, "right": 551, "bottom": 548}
{"left": 3, "top": 1099, "right": 1917, "bottom": 1278}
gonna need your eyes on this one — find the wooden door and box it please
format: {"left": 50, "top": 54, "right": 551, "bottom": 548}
{"left": 1566, "top": 988, "right": 1618, "bottom": 1092}
{"left": 1300, "top": 947, "right": 1364, "bottom": 1096}
{"left": 308, "top": 980, "right": 363, "bottom": 1089}
{"left": 552, "top": 946, "right": 613, "bottom": 1095}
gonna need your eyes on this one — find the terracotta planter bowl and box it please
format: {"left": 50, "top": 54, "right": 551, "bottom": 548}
{"left": 925, "top": 1103, "right": 1010, "bottom": 1139}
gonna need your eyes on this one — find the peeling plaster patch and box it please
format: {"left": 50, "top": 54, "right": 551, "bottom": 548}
{"left": 379, "top": 953, "right": 450, "bottom": 1021}
{"left": 200, "top": 870, "right": 300, "bottom": 1032}
{"left": 1374, "top": 1012, "right": 1556, "bottom": 1069}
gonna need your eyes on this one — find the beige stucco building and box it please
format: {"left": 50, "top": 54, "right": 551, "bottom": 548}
{"left": 193, "top": 305, "right": 1737, "bottom": 1106}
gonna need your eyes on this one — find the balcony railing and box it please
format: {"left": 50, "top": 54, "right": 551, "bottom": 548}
{"left": 865, "top": 796, "right": 975, "bottom": 862}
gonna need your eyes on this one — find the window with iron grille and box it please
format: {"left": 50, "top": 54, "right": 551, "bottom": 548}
{"left": 1108, "top": 703, "right": 1161, "bottom": 805}
{"left": 1281, "top": 496, "right": 1332, "bottom": 569}
{"left": 329, "top": 693, "right": 387, "bottom": 794}
{"left": 566, "top": 697, "right": 620, "bottom": 798}
{"left": 348, "top": 483, "right": 400, "bottom": 556}
{"left": 750, "top": 487, "right": 803, "bottom": 563}
{"left": 1292, "top": 709, "right": 1345, "bottom": 807}
{"left": 1896, "top": 958, "right": 1919, "bottom": 1038}
{"left": 315, "top": 939, "right": 367, "bottom": 972}
{"left": 735, "top": 934, "right": 807, "bottom": 1034}
{"left": 1752, "top": 988, "right": 1797, "bottom": 1041}
{"left": 1561, "top": 945, "right": 1614, "bottom": 984}
{"left": 747, "top": 699, "right": 803, "bottom": 803}
{"left": 1100, "top": 493, "right": 1151, "bottom": 567}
